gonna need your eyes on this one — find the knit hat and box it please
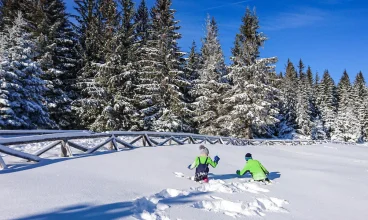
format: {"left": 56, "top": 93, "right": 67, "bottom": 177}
{"left": 199, "top": 145, "right": 209, "bottom": 156}
{"left": 245, "top": 153, "right": 252, "bottom": 161}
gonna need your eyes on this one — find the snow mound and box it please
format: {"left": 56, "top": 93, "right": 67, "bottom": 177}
{"left": 133, "top": 188, "right": 189, "bottom": 220}
{"left": 193, "top": 195, "right": 288, "bottom": 218}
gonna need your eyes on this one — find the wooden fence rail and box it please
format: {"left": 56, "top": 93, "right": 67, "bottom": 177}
{"left": 0, "top": 130, "right": 355, "bottom": 170}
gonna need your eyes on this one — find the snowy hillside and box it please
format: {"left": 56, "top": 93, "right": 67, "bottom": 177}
{"left": 1, "top": 143, "right": 368, "bottom": 220}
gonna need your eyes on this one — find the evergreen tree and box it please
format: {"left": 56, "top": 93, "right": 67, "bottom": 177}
{"left": 231, "top": 7, "right": 264, "bottom": 67}
{"left": 295, "top": 80, "right": 312, "bottom": 136}
{"left": 333, "top": 71, "right": 360, "bottom": 141}
{"left": 336, "top": 70, "right": 351, "bottom": 106}
{"left": 183, "top": 41, "right": 201, "bottom": 132}
{"left": 316, "top": 70, "right": 337, "bottom": 138}
{"left": 185, "top": 41, "right": 201, "bottom": 83}
{"left": 72, "top": 0, "right": 115, "bottom": 129}
{"left": 0, "top": 1, "right": 49, "bottom": 34}
{"left": 298, "top": 59, "right": 305, "bottom": 79}
{"left": 134, "top": 0, "right": 149, "bottom": 44}
{"left": 315, "top": 71, "right": 320, "bottom": 85}
{"left": 353, "top": 71, "right": 367, "bottom": 141}
{"left": 191, "top": 16, "right": 227, "bottom": 135}
{"left": 218, "top": 8, "right": 279, "bottom": 138}
{"left": 311, "top": 116, "right": 327, "bottom": 140}
{"left": 147, "top": 0, "right": 189, "bottom": 132}
{"left": 278, "top": 59, "right": 298, "bottom": 136}
{"left": 92, "top": 0, "right": 139, "bottom": 131}
{"left": 0, "top": 1, "right": 80, "bottom": 129}
{"left": 362, "top": 97, "right": 368, "bottom": 142}
{"left": 0, "top": 12, "right": 55, "bottom": 129}
{"left": 133, "top": 0, "right": 161, "bottom": 131}
{"left": 32, "top": 0, "right": 80, "bottom": 129}
{"left": 306, "top": 66, "right": 313, "bottom": 87}
{"left": 295, "top": 61, "right": 314, "bottom": 137}
{"left": 0, "top": 0, "right": 22, "bottom": 30}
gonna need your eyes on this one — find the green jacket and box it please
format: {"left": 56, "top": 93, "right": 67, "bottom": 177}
{"left": 189, "top": 156, "right": 217, "bottom": 169}
{"left": 239, "top": 159, "right": 269, "bottom": 181}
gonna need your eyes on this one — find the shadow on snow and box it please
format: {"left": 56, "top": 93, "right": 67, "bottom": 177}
{"left": 209, "top": 171, "right": 281, "bottom": 181}
{"left": 15, "top": 191, "right": 208, "bottom": 220}
{"left": 0, "top": 149, "right": 134, "bottom": 174}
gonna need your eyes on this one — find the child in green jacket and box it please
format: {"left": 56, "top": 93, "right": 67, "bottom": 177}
{"left": 236, "top": 153, "right": 270, "bottom": 182}
{"left": 188, "top": 145, "right": 220, "bottom": 182}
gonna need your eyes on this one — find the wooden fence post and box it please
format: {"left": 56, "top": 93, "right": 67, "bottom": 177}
{"left": 108, "top": 141, "right": 114, "bottom": 150}
{"left": 142, "top": 136, "right": 147, "bottom": 147}
{"left": 111, "top": 136, "right": 119, "bottom": 151}
{"left": 108, "top": 135, "right": 115, "bottom": 150}
{"left": 189, "top": 136, "right": 195, "bottom": 144}
{"left": 61, "top": 140, "right": 73, "bottom": 157}
{"left": 0, "top": 155, "right": 7, "bottom": 170}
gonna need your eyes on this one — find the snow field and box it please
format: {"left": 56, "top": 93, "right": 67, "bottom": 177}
{"left": 1, "top": 143, "right": 368, "bottom": 220}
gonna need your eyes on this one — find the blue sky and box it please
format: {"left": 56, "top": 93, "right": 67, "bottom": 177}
{"left": 65, "top": 0, "right": 368, "bottom": 83}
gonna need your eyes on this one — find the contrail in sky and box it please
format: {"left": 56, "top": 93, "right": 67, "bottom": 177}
{"left": 202, "top": 0, "right": 252, "bottom": 11}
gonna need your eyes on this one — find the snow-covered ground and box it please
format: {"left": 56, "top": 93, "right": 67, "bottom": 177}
{"left": 1, "top": 143, "right": 368, "bottom": 220}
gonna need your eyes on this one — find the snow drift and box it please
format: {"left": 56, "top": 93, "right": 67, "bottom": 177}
{"left": 1, "top": 143, "right": 368, "bottom": 220}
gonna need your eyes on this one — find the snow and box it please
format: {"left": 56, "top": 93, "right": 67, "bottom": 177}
{"left": 1, "top": 143, "right": 368, "bottom": 220}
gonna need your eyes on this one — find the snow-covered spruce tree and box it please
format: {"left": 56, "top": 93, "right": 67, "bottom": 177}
{"left": 362, "top": 95, "right": 368, "bottom": 142}
{"left": 217, "top": 8, "right": 279, "bottom": 138}
{"left": 72, "top": 0, "right": 114, "bottom": 129}
{"left": 306, "top": 66, "right": 318, "bottom": 117}
{"left": 277, "top": 59, "right": 298, "bottom": 137}
{"left": 352, "top": 72, "right": 367, "bottom": 141}
{"left": 190, "top": 16, "right": 228, "bottom": 135}
{"left": 185, "top": 41, "right": 201, "bottom": 83}
{"left": 0, "top": 12, "right": 55, "bottom": 129}
{"left": 332, "top": 71, "right": 360, "bottom": 142}
{"left": 91, "top": 0, "right": 139, "bottom": 132}
{"left": 295, "top": 60, "right": 312, "bottom": 137}
{"left": 0, "top": 0, "right": 22, "bottom": 31}
{"left": 148, "top": 0, "right": 189, "bottom": 132}
{"left": 316, "top": 70, "right": 337, "bottom": 138}
{"left": 305, "top": 66, "right": 322, "bottom": 138}
{"left": 31, "top": 0, "right": 80, "bottom": 129}
{"left": 311, "top": 116, "right": 327, "bottom": 140}
{"left": 306, "top": 66, "right": 314, "bottom": 88}
{"left": 0, "top": 1, "right": 48, "bottom": 34}
{"left": 273, "top": 71, "right": 283, "bottom": 90}
{"left": 134, "top": 0, "right": 149, "bottom": 45}
{"left": 183, "top": 41, "right": 201, "bottom": 133}
{"left": 133, "top": 0, "right": 162, "bottom": 131}
{"left": 1, "top": 0, "right": 80, "bottom": 129}
{"left": 297, "top": 59, "right": 305, "bottom": 79}
{"left": 314, "top": 71, "right": 320, "bottom": 86}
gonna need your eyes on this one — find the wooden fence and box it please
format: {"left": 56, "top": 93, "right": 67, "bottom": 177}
{"left": 0, "top": 130, "right": 354, "bottom": 170}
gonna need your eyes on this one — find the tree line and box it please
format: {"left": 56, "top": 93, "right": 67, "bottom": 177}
{"left": 0, "top": 0, "right": 367, "bottom": 142}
